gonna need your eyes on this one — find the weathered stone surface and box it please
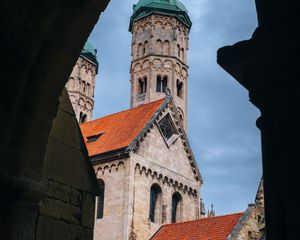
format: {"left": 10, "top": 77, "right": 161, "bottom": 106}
{"left": 39, "top": 198, "right": 81, "bottom": 225}
{"left": 81, "top": 191, "right": 96, "bottom": 229}
{"left": 66, "top": 56, "right": 98, "bottom": 123}
{"left": 93, "top": 107, "right": 201, "bottom": 240}
{"left": 130, "top": 14, "right": 189, "bottom": 129}
{"left": 0, "top": 0, "right": 109, "bottom": 238}
{"left": 47, "top": 180, "right": 82, "bottom": 207}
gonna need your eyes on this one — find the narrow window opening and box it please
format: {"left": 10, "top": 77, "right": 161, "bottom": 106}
{"left": 143, "top": 77, "right": 147, "bottom": 93}
{"left": 181, "top": 48, "right": 184, "bottom": 61}
{"left": 138, "top": 77, "right": 147, "bottom": 95}
{"left": 97, "top": 180, "right": 105, "bottom": 219}
{"left": 171, "top": 192, "right": 182, "bottom": 223}
{"left": 162, "top": 76, "right": 168, "bottom": 92}
{"left": 150, "top": 184, "right": 162, "bottom": 223}
{"left": 177, "top": 44, "right": 181, "bottom": 58}
{"left": 177, "top": 80, "right": 184, "bottom": 99}
{"left": 156, "top": 75, "right": 162, "bottom": 92}
{"left": 79, "top": 112, "right": 87, "bottom": 124}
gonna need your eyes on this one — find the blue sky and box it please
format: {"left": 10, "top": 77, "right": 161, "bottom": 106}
{"left": 89, "top": 0, "right": 262, "bottom": 215}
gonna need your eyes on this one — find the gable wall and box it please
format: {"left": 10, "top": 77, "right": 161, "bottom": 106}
{"left": 129, "top": 112, "right": 201, "bottom": 239}
{"left": 136, "top": 111, "right": 198, "bottom": 184}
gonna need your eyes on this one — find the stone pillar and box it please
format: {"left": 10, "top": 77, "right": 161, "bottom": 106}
{"left": 217, "top": 1, "right": 300, "bottom": 238}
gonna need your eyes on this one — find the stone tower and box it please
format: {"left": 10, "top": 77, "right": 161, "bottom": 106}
{"left": 129, "top": 0, "right": 192, "bottom": 129}
{"left": 66, "top": 41, "right": 98, "bottom": 124}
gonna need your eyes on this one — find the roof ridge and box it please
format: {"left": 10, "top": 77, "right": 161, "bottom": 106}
{"left": 160, "top": 212, "right": 244, "bottom": 228}
{"left": 80, "top": 98, "right": 165, "bottom": 126}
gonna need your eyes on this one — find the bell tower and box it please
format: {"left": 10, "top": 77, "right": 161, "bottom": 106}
{"left": 66, "top": 41, "right": 98, "bottom": 124}
{"left": 129, "top": 0, "right": 192, "bottom": 129}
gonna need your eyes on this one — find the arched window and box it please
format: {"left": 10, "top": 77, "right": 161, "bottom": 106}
{"left": 79, "top": 112, "right": 87, "bottom": 124}
{"left": 97, "top": 179, "right": 105, "bottom": 219}
{"left": 87, "top": 83, "right": 90, "bottom": 95}
{"left": 162, "top": 76, "right": 168, "bottom": 92}
{"left": 156, "top": 75, "right": 168, "bottom": 92}
{"left": 138, "top": 77, "right": 147, "bottom": 95}
{"left": 82, "top": 81, "right": 86, "bottom": 93}
{"left": 177, "top": 44, "right": 181, "bottom": 58}
{"left": 181, "top": 48, "right": 184, "bottom": 61}
{"left": 144, "top": 41, "right": 149, "bottom": 55}
{"left": 138, "top": 43, "right": 143, "bottom": 58}
{"left": 156, "top": 75, "right": 162, "bottom": 92}
{"left": 163, "top": 40, "right": 170, "bottom": 55}
{"left": 156, "top": 40, "right": 163, "bottom": 54}
{"left": 149, "top": 184, "right": 162, "bottom": 223}
{"left": 177, "top": 80, "right": 184, "bottom": 99}
{"left": 171, "top": 192, "right": 182, "bottom": 223}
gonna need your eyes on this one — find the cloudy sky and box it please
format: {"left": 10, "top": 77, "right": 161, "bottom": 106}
{"left": 88, "top": 0, "right": 262, "bottom": 215}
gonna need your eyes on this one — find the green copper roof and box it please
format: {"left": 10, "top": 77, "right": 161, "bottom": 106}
{"left": 129, "top": 0, "right": 192, "bottom": 31}
{"left": 80, "top": 41, "right": 98, "bottom": 72}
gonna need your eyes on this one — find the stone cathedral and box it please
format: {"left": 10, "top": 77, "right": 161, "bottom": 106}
{"left": 68, "top": 0, "right": 203, "bottom": 239}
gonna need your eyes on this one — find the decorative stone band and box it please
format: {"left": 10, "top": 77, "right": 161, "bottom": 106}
{"left": 135, "top": 163, "right": 198, "bottom": 198}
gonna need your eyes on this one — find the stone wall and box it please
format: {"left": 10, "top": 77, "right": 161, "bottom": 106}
{"left": 0, "top": 0, "right": 109, "bottom": 238}
{"left": 37, "top": 89, "right": 99, "bottom": 240}
{"left": 91, "top": 105, "right": 201, "bottom": 240}
{"left": 66, "top": 56, "right": 97, "bottom": 123}
{"left": 93, "top": 159, "right": 131, "bottom": 240}
{"left": 130, "top": 15, "right": 190, "bottom": 129}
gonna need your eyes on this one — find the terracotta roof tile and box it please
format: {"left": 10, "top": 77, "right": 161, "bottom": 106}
{"left": 80, "top": 98, "right": 165, "bottom": 157}
{"left": 151, "top": 213, "right": 243, "bottom": 240}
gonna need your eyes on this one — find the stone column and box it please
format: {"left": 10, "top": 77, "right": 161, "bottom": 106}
{"left": 217, "top": 1, "right": 300, "bottom": 238}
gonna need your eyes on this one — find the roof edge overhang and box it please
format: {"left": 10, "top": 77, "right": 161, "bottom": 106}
{"left": 79, "top": 53, "right": 99, "bottom": 74}
{"left": 91, "top": 147, "right": 129, "bottom": 165}
{"left": 129, "top": 8, "right": 192, "bottom": 32}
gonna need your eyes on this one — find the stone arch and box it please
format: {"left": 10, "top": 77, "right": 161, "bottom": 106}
{"left": 182, "top": 67, "right": 188, "bottom": 77}
{"left": 153, "top": 59, "right": 163, "bottom": 68}
{"left": 154, "top": 21, "right": 163, "bottom": 28}
{"left": 96, "top": 179, "right": 105, "bottom": 219}
{"left": 172, "top": 192, "right": 183, "bottom": 223}
{"left": 164, "top": 21, "right": 173, "bottom": 29}
{"left": 138, "top": 43, "right": 144, "bottom": 58}
{"left": 142, "top": 60, "right": 150, "bottom": 69}
{"left": 133, "top": 63, "right": 142, "bottom": 71}
{"left": 176, "top": 63, "right": 181, "bottom": 73}
{"left": 176, "top": 80, "right": 184, "bottom": 99}
{"left": 117, "top": 161, "right": 125, "bottom": 170}
{"left": 156, "top": 39, "right": 163, "bottom": 54}
{"left": 110, "top": 164, "right": 117, "bottom": 172}
{"left": 181, "top": 48, "right": 184, "bottom": 61}
{"left": 149, "top": 183, "right": 163, "bottom": 224}
{"left": 103, "top": 165, "right": 110, "bottom": 175}
{"left": 79, "top": 98, "right": 86, "bottom": 107}
{"left": 144, "top": 41, "right": 149, "bottom": 55}
{"left": 164, "top": 60, "right": 173, "bottom": 68}
{"left": 163, "top": 40, "right": 170, "bottom": 55}
{"left": 177, "top": 107, "right": 184, "bottom": 122}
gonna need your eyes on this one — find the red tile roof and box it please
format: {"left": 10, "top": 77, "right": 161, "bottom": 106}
{"left": 80, "top": 99, "right": 165, "bottom": 157}
{"left": 151, "top": 213, "right": 243, "bottom": 240}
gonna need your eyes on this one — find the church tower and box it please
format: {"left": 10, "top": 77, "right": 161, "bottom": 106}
{"left": 66, "top": 41, "right": 98, "bottom": 124}
{"left": 129, "top": 0, "right": 192, "bottom": 129}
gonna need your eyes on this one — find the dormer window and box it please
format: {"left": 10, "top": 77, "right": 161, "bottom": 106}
{"left": 87, "top": 132, "right": 104, "bottom": 143}
{"left": 158, "top": 114, "right": 179, "bottom": 146}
